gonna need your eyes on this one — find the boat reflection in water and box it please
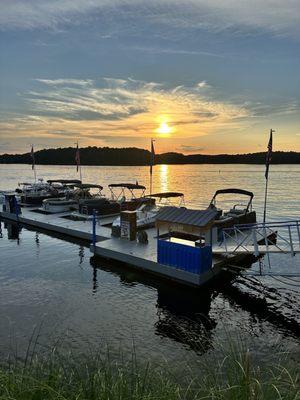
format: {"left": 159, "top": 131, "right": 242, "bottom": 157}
{"left": 90, "top": 255, "right": 217, "bottom": 353}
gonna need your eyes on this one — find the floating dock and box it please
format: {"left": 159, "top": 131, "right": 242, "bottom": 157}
{"left": 1, "top": 199, "right": 299, "bottom": 288}
{"left": 0, "top": 206, "right": 111, "bottom": 242}
{"left": 89, "top": 228, "right": 226, "bottom": 287}
{"left": 0, "top": 205, "right": 226, "bottom": 287}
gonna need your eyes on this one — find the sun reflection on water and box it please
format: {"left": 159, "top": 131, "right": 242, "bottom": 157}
{"left": 158, "top": 164, "right": 169, "bottom": 193}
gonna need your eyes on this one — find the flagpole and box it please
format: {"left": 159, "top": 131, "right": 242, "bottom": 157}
{"left": 79, "top": 145, "right": 82, "bottom": 182}
{"left": 33, "top": 164, "right": 37, "bottom": 183}
{"left": 150, "top": 142, "right": 152, "bottom": 195}
{"left": 263, "top": 175, "right": 269, "bottom": 224}
{"left": 263, "top": 128, "right": 274, "bottom": 224}
{"left": 150, "top": 138, "right": 155, "bottom": 195}
{"left": 31, "top": 144, "right": 37, "bottom": 183}
{"left": 76, "top": 141, "right": 82, "bottom": 182}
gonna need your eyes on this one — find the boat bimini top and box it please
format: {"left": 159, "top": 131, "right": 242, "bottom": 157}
{"left": 72, "top": 184, "right": 104, "bottom": 200}
{"left": 73, "top": 184, "right": 104, "bottom": 190}
{"left": 148, "top": 192, "right": 185, "bottom": 207}
{"left": 47, "top": 179, "right": 82, "bottom": 186}
{"left": 210, "top": 188, "right": 254, "bottom": 213}
{"left": 108, "top": 183, "right": 146, "bottom": 200}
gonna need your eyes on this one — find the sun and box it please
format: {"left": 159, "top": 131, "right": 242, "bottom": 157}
{"left": 156, "top": 122, "right": 172, "bottom": 136}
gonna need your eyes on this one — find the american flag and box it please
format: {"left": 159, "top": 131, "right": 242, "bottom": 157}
{"left": 75, "top": 143, "right": 80, "bottom": 172}
{"left": 150, "top": 139, "right": 155, "bottom": 175}
{"left": 265, "top": 129, "right": 274, "bottom": 179}
{"left": 30, "top": 145, "right": 35, "bottom": 170}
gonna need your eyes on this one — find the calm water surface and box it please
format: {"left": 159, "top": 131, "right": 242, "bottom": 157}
{"left": 0, "top": 164, "right": 299, "bottom": 363}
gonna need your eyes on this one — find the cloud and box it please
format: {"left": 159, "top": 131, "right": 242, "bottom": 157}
{"left": 177, "top": 145, "right": 206, "bottom": 153}
{"left": 2, "top": 76, "right": 299, "bottom": 154}
{"left": 244, "top": 100, "right": 300, "bottom": 117}
{"left": 0, "top": 0, "right": 299, "bottom": 39}
{"left": 0, "top": 77, "right": 252, "bottom": 146}
{"left": 197, "top": 81, "right": 208, "bottom": 89}
{"left": 35, "top": 79, "right": 93, "bottom": 87}
{"left": 125, "top": 45, "right": 224, "bottom": 58}
{"left": 24, "top": 77, "right": 249, "bottom": 125}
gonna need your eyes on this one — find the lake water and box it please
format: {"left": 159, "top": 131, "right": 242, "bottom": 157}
{"left": 0, "top": 164, "right": 299, "bottom": 364}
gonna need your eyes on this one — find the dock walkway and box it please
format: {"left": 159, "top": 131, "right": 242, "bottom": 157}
{"left": 90, "top": 230, "right": 217, "bottom": 286}
{"left": 0, "top": 207, "right": 220, "bottom": 287}
{"left": 2, "top": 205, "right": 298, "bottom": 287}
{"left": 0, "top": 207, "right": 111, "bottom": 242}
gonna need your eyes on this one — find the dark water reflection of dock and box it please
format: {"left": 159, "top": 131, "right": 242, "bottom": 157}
{"left": 91, "top": 255, "right": 217, "bottom": 354}
{"left": 0, "top": 218, "right": 299, "bottom": 361}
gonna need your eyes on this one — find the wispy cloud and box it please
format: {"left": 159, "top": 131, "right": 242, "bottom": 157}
{"left": 1, "top": 77, "right": 299, "bottom": 153}
{"left": 177, "top": 145, "right": 206, "bottom": 153}
{"left": 0, "top": 77, "right": 251, "bottom": 146}
{"left": 244, "top": 100, "right": 300, "bottom": 117}
{"left": 125, "top": 45, "right": 224, "bottom": 58}
{"left": 0, "top": 1, "right": 299, "bottom": 39}
{"left": 35, "top": 79, "right": 93, "bottom": 87}
{"left": 24, "top": 77, "right": 249, "bottom": 125}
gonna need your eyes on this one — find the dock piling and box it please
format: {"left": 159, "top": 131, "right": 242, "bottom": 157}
{"left": 92, "top": 209, "right": 97, "bottom": 247}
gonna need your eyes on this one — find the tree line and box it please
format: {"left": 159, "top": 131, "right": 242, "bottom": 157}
{"left": 0, "top": 146, "right": 299, "bottom": 165}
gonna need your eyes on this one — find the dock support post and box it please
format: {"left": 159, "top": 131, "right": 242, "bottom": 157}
{"left": 263, "top": 225, "right": 271, "bottom": 269}
{"left": 252, "top": 229, "right": 259, "bottom": 257}
{"left": 288, "top": 225, "right": 295, "bottom": 256}
{"left": 222, "top": 230, "right": 228, "bottom": 254}
{"left": 92, "top": 209, "right": 97, "bottom": 248}
{"left": 13, "top": 196, "right": 19, "bottom": 222}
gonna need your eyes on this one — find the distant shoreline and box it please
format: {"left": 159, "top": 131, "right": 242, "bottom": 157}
{"left": 0, "top": 146, "right": 299, "bottom": 165}
{"left": 0, "top": 162, "right": 300, "bottom": 167}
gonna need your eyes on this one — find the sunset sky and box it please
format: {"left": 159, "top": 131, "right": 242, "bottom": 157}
{"left": 0, "top": 0, "right": 299, "bottom": 154}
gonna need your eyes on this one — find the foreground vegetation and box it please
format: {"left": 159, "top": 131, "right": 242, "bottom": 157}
{"left": 0, "top": 343, "right": 299, "bottom": 400}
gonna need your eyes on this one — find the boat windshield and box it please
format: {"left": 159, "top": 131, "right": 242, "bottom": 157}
{"left": 209, "top": 188, "right": 253, "bottom": 214}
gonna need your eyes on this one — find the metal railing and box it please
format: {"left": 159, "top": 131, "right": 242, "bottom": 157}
{"left": 221, "top": 220, "right": 300, "bottom": 262}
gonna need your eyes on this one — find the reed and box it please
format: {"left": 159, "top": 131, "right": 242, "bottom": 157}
{"left": 0, "top": 337, "right": 299, "bottom": 399}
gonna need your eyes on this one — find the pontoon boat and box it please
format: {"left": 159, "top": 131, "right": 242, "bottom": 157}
{"left": 17, "top": 179, "right": 81, "bottom": 205}
{"left": 112, "top": 191, "right": 185, "bottom": 230}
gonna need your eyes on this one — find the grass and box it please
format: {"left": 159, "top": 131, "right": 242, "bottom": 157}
{"left": 0, "top": 339, "right": 299, "bottom": 400}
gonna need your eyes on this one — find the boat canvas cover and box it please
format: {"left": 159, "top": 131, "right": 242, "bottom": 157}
{"left": 156, "top": 207, "right": 218, "bottom": 228}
